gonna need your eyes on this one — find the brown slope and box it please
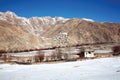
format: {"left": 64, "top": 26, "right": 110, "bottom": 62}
{"left": 41, "top": 19, "right": 120, "bottom": 46}
{"left": 0, "top": 20, "right": 42, "bottom": 52}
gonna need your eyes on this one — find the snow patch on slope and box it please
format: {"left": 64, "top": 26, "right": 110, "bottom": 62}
{"left": 54, "top": 17, "right": 69, "bottom": 23}
{"left": 82, "top": 18, "right": 94, "bottom": 22}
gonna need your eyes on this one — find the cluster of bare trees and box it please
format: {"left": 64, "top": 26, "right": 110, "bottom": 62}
{"left": 0, "top": 50, "right": 79, "bottom": 64}
{"left": 34, "top": 48, "right": 79, "bottom": 63}
{"left": 112, "top": 45, "right": 120, "bottom": 56}
{"left": 51, "top": 49, "right": 68, "bottom": 61}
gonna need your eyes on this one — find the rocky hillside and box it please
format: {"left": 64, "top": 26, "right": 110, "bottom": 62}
{"left": 0, "top": 11, "right": 120, "bottom": 52}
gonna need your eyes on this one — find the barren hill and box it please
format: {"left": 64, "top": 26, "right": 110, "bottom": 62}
{"left": 0, "top": 11, "right": 120, "bottom": 52}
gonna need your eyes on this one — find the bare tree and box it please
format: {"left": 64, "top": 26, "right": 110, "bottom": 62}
{"left": 51, "top": 53, "right": 56, "bottom": 61}
{"left": 0, "top": 53, "right": 2, "bottom": 57}
{"left": 56, "top": 48, "right": 62, "bottom": 60}
{"left": 35, "top": 51, "right": 45, "bottom": 62}
{"left": 51, "top": 49, "right": 62, "bottom": 61}
{"left": 62, "top": 53, "right": 68, "bottom": 60}
{"left": 3, "top": 53, "right": 7, "bottom": 62}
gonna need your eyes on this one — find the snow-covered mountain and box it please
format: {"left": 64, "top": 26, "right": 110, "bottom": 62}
{"left": 0, "top": 11, "right": 96, "bottom": 35}
{"left": 0, "top": 11, "right": 120, "bottom": 52}
{"left": 0, "top": 11, "right": 69, "bottom": 35}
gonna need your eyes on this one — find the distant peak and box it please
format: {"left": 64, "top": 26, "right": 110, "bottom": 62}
{"left": 5, "top": 11, "right": 16, "bottom": 15}
{"left": 5, "top": 11, "right": 13, "bottom": 14}
{"left": 3, "top": 11, "right": 17, "bottom": 17}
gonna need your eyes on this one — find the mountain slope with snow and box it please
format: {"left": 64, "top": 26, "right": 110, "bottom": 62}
{"left": 0, "top": 11, "right": 120, "bottom": 52}
{"left": 0, "top": 57, "right": 120, "bottom": 80}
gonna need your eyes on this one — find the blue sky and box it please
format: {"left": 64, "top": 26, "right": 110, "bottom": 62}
{"left": 0, "top": 0, "right": 120, "bottom": 23}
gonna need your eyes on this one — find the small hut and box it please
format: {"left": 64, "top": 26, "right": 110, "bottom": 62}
{"left": 84, "top": 49, "right": 95, "bottom": 58}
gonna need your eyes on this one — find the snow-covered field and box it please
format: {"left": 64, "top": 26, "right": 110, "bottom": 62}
{"left": 0, "top": 57, "right": 120, "bottom": 80}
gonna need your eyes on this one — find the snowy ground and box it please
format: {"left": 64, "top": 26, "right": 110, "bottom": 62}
{"left": 0, "top": 57, "right": 120, "bottom": 80}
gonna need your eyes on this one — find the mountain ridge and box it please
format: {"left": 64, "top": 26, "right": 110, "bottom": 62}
{"left": 0, "top": 11, "right": 120, "bottom": 52}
